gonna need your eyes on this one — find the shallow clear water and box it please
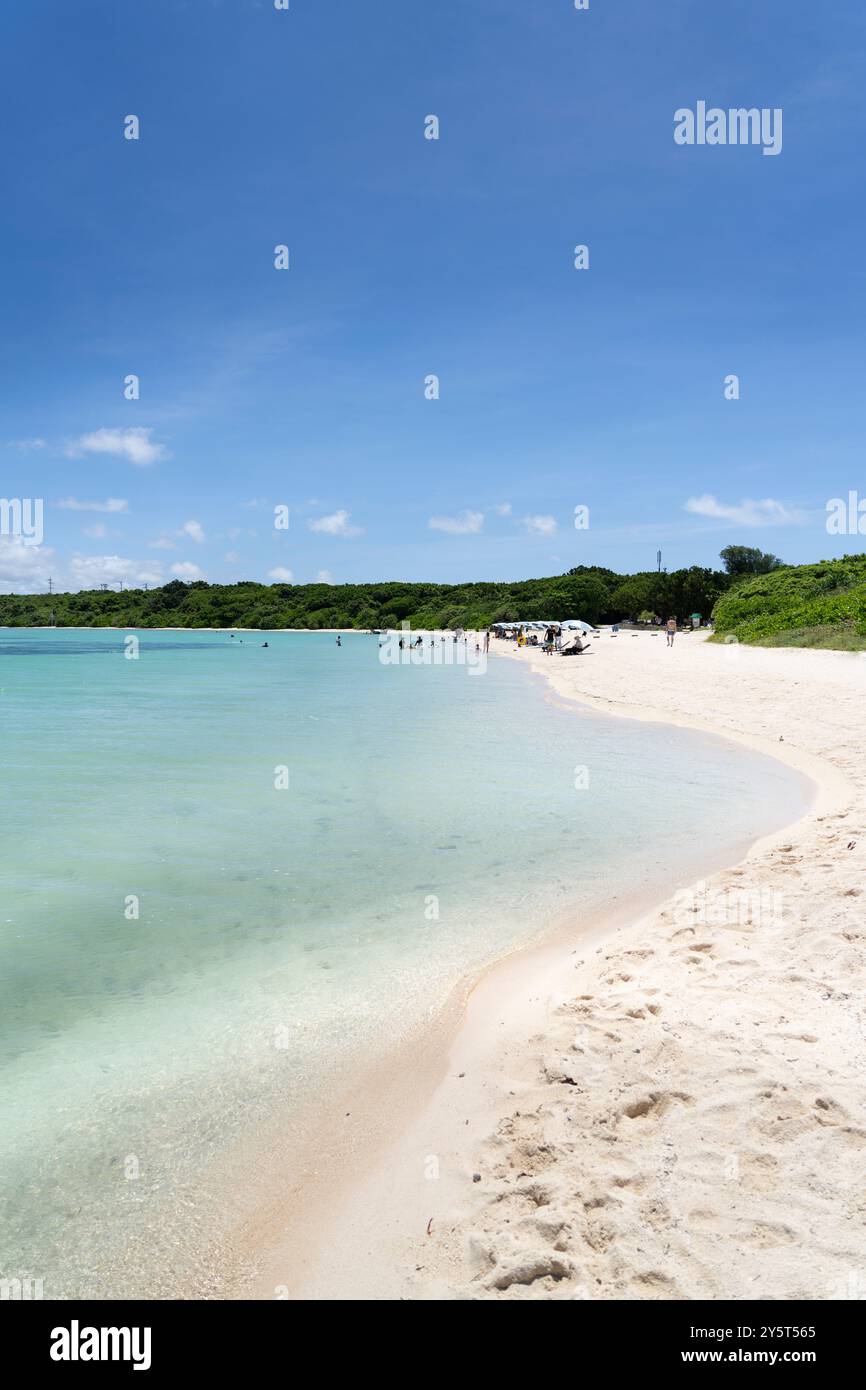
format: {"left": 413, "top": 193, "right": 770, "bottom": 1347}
{"left": 0, "top": 629, "right": 810, "bottom": 1296}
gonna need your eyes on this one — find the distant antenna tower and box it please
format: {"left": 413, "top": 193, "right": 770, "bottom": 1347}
{"left": 657, "top": 549, "right": 662, "bottom": 573}
{"left": 48, "top": 576, "right": 53, "bottom": 594}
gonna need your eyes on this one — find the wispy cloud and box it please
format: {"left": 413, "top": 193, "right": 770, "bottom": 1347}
{"left": 67, "top": 427, "right": 167, "bottom": 467}
{"left": 307, "top": 509, "right": 362, "bottom": 537}
{"left": 493, "top": 501, "right": 512, "bottom": 516}
{"left": 170, "top": 561, "right": 204, "bottom": 580}
{"left": 428, "top": 510, "right": 485, "bottom": 535}
{"left": 180, "top": 520, "right": 205, "bottom": 543}
{"left": 6, "top": 438, "right": 47, "bottom": 453}
{"left": 521, "top": 514, "right": 557, "bottom": 536}
{"left": 268, "top": 566, "right": 294, "bottom": 582}
{"left": 57, "top": 497, "right": 129, "bottom": 513}
{"left": 316, "top": 569, "right": 335, "bottom": 584}
{"left": 684, "top": 494, "right": 806, "bottom": 527}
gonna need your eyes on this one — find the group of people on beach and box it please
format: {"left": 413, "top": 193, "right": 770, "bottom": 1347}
{"left": 383, "top": 630, "right": 490, "bottom": 652}
{"left": 248, "top": 623, "right": 677, "bottom": 650}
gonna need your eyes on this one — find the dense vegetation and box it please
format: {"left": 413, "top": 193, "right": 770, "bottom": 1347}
{"left": 711, "top": 555, "right": 866, "bottom": 648}
{"left": 6, "top": 553, "right": 862, "bottom": 646}
{"left": 0, "top": 564, "right": 731, "bottom": 631}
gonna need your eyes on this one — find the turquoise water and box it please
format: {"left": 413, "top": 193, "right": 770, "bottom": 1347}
{"left": 0, "top": 628, "right": 809, "bottom": 1296}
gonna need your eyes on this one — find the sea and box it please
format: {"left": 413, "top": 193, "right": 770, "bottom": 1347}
{"left": 0, "top": 628, "right": 811, "bottom": 1296}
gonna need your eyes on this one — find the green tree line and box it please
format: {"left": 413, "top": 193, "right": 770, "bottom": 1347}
{"left": 0, "top": 563, "right": 735, "bottom": 630}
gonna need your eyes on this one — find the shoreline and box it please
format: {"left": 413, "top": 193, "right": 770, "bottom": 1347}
{"left": 0, "top": 625, "right": 371, "bottom": 634}
{"left": 413, "top": 635, "right": 864, "bottom": 1300}
{"left": 227, "top": 840, "right": 794, "bottom": 1301}
{"left": 232, "top": 633, "right": 857, "bottom": 1300}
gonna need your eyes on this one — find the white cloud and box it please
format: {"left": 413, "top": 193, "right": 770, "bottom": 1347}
{"left": 268, "top": 567, "right": 294, "bottom": 582}
{"left": 0, "top": 536, "right": 55, "bottom": 592}
{"left": 67, "top": 427, "right": 167, "bottom": 467}
{"left": 84, "top": 523, "right": 107, "bottom": 539}
{"left": 57, "top": 497, "right": 129, "bottom": 513}
{"left": 307, "top": 509, "right": 362, "bottom": 537}
{"left": 68, "top": 553, "right": 163, "bottom": 588}
{"left": 224, "top": 550, "right": 241, "bottom": 564}
{"left": 170, "top": 561, "right": 204, "bottom": 580}
{"left": 316, "top": 569, "right": 335, "bottom": 584}
{"left": 521, "top": 514, "right": 558, "bottom": 536}
{"left": 148, "top": 537, "right": 177, "bottom": 550}
{"left": 428, "top": 510, "right": 485, "bottom": 535}
{"left": 684, "top": 494, "right": 805, "bottom": 527}
{"left": 181, "top": 520, "right": 205, "bottom": 544}
{"left": 493, "top": 501, "right": 512, "bottom": 516}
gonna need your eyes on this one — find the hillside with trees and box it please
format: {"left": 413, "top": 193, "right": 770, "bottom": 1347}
{"left": 0, "top": 564, "right": 732, "bottom": 631}
{"left": 6, "top": 550, "right": 860, "bottom": 646}
{"left": 710, "top": 555, "right": 866, "bottom": 649}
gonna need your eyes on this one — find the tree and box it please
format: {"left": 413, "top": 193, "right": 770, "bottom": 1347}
{"left": 559, "top": 575, "right": 611, "bottom": 625}
{"left": 155, "top": 579, "right": 189, "bottom": 610}
{"left": 719, "top": 546, "right": 784, "bottom": 577}
{"left": 611, "top": 574, "right": 666, "bottom": 620}
{"left": 667, "top": 566, "right": 730, "bottom": 620}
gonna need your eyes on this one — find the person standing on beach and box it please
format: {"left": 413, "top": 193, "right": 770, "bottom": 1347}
{"left": 666, "top": 616, "right": 677, "bottom": 647}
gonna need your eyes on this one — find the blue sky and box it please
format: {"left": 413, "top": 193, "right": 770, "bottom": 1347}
{"left": 2, "top": 0, "right": 865, "bottom": 592}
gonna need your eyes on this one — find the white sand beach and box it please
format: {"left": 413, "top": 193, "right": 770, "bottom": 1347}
{"left": 271, "top": 630, "right": 866, "bottom": 1301}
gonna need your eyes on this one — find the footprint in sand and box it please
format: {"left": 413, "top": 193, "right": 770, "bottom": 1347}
{"left": 621, "top": 1090, "right": 693, "bottom": 1121}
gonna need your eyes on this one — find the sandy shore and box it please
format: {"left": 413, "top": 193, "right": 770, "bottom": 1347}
{"left": 250, "top": 630, "right": 866, "bottom": 1300}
